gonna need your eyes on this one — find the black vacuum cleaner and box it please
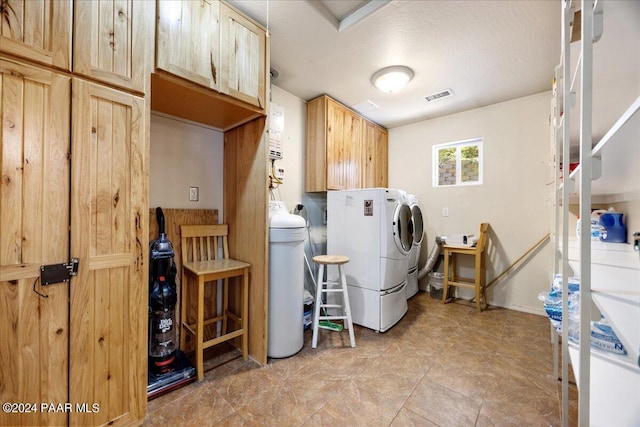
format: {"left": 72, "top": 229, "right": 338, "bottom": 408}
{"left": 147, "top": 207, "right": 195, "bottom": 400}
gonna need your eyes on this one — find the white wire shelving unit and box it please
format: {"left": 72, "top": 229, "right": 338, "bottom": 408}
{"left": 551, "top": 1, "right": 640, "bottom": 426}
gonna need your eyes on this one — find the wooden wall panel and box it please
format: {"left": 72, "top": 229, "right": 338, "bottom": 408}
{"left": 148, "top": 208, "right": 218, "bottom": 347}
{"left": 148, "top": 209, "right": 219, "bottom": 281}
{"left": 224, "top": 117, "right": 268, "bottom": 365}
{"left": 0, "top": 59, "right": 70, "bottom": 427}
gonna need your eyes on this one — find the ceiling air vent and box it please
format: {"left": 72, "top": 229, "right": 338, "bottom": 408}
{"left": 352, "top": 100, "right": 379, "bottom": 113}
{"left": 424, "top": 88, "right": 454, "bottom": 102}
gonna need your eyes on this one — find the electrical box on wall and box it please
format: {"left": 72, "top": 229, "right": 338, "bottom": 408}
{"left": 269, "top": 103, "right": 284, "bottom": 159}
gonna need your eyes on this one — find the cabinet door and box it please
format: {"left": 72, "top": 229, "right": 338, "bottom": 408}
{"left": 0, "top": 0, "right": 71, "bottom": 70}
{"left": 156, "top": 0, "right": 220, "bottom": 90}
{"left": 0, "top": 59, "right": 70, "bottom": 427}
{"left": 69, "top": 79, "right": 147, "bottom": 426}
{"left": 326, "top": 99, "right": 363, "bottom": 190}
{"left": 73, "top": 0, "right": 145, "bottom": 93}
{"left": 219, "top": 3, "right": 266, "bottom": 109}
{"left": 326, "top": 100, "right": 347, "bottom": 190}
{"left": 345, "top": 111, "right": 362, "bottom": 189}
{"left": 375, "top": 127, "right": 388, "bottom": 187}
{"left": 305, "top": 96, "right": 328, "bottom": 192}
{"left": 363, "top": 120, "right": 388, "bottom": 188}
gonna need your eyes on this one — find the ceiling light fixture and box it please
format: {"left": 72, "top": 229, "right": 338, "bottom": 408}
{"left": 371, "top": 66, "right": 414, "bottom": 93}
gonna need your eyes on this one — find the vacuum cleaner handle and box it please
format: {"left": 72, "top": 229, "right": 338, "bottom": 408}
{"left": 156, "top": 207, "right": 165, "bottom": 235}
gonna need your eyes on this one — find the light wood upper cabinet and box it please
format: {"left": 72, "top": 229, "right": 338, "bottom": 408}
{"left": 73, "top": 0, "right": 145, "bottom": 93}
{"left": 306, "top": 95, "right": 386, "bottom": 192}
{"left": 328, "top": 99, "right": 362, "bottom": 190}
{"left": 362, "top": 119, "right": 388, "bottom": 188}
{"left": 156, "top": 0, "right": 220, "bottom": 90}
{"left": 0, "top": 0, "right": 72, "bottom": 70}
{"left": 219, "top": 2, "right": 266, "bottom": 109}
{"left": 307, "top": 95, "right": 362, "bottom": 191}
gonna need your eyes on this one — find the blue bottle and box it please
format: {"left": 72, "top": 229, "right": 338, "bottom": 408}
{"left": 599, "top": 212, "right": 627, "bottom": 243}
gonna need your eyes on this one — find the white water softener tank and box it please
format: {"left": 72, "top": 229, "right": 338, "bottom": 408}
{"left": 268, "top": 201, "right": 306, "bottom": 358}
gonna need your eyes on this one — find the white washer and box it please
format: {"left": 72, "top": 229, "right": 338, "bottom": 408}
{"left": 327, "top": 188, "right": 412, "bottom": 332}
{"left": 406, "top": 194, "right": 424, "bottom": 298}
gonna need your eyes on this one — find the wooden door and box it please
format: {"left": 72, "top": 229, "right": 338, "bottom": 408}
{"left": 0, "top": 58, "right": 70, "bottom": 427}
{"left": 73, "top": 0, "right": 145, "bottom": 93}
{"left": 69, "top": 79, "right": 147, "bottom": 426}
{"left": 0, "top": 0, "right": 72, "bottom": 70}
{"left": 219, "top": 2, "right": 266, "bottom": 109}
{"left": 156, "top": 0, "right": 220, "bottom": 90}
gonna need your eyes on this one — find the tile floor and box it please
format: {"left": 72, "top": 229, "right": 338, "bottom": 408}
{"left": 145, "top": 292, "right": 578, "bottom": 426}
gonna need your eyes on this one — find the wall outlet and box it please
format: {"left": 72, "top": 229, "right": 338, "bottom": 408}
{"left": 442, "top": 207, "right": 449, "bottom": 217}
{"left": 189, "top": 186, "right": 199, "bottom": 202}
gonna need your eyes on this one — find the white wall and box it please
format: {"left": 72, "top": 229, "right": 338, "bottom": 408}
{"left": 268, "top": 86, "right": 327, "bottom": 293}
{"left": 267, "top": 86, "right": 327, "bottom": 228}
{"left": 389, "top": 92, "right": 553, "bottom": 314}
{"left": 149, "top": 113, "right": 224, "bottom": 219}
{"left": 268, "top": 86, "right": 305, "bottom": 210}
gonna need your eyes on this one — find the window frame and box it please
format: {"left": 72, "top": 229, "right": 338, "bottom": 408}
{"left": 432, "top": 137, "right": 483, "bottom": 187}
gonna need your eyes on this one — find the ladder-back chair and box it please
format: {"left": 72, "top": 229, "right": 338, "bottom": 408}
{"left": 180, "top": 224, "right": 250, "bottom": 381}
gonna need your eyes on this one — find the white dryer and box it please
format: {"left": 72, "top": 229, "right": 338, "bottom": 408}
{"left": 406, "top": 194, "right": 424, "bottom": 298}
{"left": 327, "top": 188, "right": 412, "bottom": 332}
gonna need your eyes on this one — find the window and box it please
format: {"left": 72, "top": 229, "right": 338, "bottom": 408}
{"left": 432, "top": 137, "right": 483, "bottom": 187}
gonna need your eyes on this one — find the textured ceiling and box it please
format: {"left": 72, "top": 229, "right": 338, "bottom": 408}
{"left": 229, "top": 0, "right": 638, "bottom": 135}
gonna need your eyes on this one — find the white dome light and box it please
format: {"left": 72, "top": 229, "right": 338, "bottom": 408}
{"left": 371, "top": 66, "right": 414, "bottom": 93}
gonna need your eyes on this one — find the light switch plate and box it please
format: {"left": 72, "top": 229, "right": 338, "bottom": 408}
{"left": 189, "top": 186, "right": 199, "bottom": 202}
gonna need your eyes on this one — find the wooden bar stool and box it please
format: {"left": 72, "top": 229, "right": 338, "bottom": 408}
{"left": 180, "top": 224, "right": 250, "bottom": 381}
{"left": 311, "top": 255, "right": 356, "bottom": 348}
{"left": 442, "top": 223, "right": 489, "bottom": 312}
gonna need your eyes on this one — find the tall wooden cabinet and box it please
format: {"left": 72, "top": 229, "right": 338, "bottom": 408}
{"left": 0, "top": 1, "right": 149, "bottom": 426}
{"left": 69, "top": 80, "right": 147, "bottom": 427}
{"left": 306, "top": 95, "right": 388, "bottom": 192}
{"left": 153, "top": 0, "right": 270, "bottom": 366}
{"left": 0, "top": 58, "right": 71, "bottom": 427}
